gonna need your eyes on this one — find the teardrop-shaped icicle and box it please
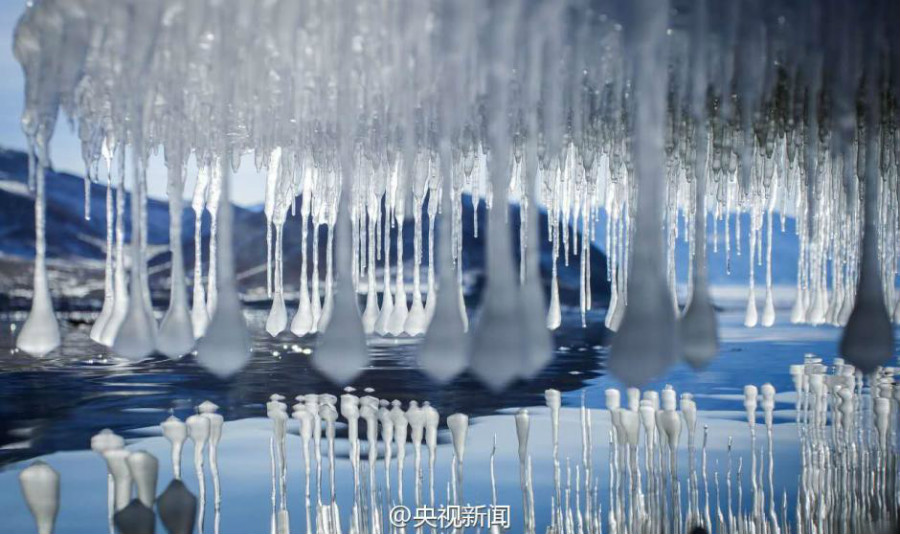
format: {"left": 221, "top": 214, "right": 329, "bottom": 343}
{"left": 195, "top": 159, "right": 251, "bottom": 378}
{"left": 313, "top": 171, "right": 368, "bottom": 385}
{"left": 420, "top": 154, "right": 468, "bottom": 383}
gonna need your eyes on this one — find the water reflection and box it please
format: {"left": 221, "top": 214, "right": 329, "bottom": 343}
{"left": 12, "top": 355, "right": 900, "bottom": 534}
{"left": 0, "top": 309, "right": 608, "bottom": 468}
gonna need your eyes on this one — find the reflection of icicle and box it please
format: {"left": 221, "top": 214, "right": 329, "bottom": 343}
{"left": 268, "top": 397, "right": 290, "bottom": 534}
{"left": 161, "top": 416, "right": 187, "bottom": 480}
{"left": 424, "top": 402, "right": 438, "bottom": 514}
{"left": 19, "top": 460, "right": 60, "bottom": 534}
{"left": 200, "top": 402, "right": 223, "bottom": 534}
{"left": 187, "top": 414, "right": 210, "bottom": 534}
{"left": 319, "top": 400, "right": 339, "bottom": 515}
{"left": 447, "top": 413, "right": 468, "bottom": 506}
{"left": 378, "top": 401, "right": 394, "bottom": 523}
{"left": 91, "top": 429, "right": 124, "bottom": 534}
{"left": 515, "top": 409, "right": 533, "bottom": 534}
{"left": 293, "top": 406, "right": 314, "bottom": 534}
{"left": 392, "top": 401, "right": 408, "bottom": 510}
{"left": 360, "top": 398, "right": 380, "bottom": 534}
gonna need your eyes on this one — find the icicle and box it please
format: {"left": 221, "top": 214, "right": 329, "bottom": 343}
{"left": 387, "top": 169, "right": 409, "bottom": 336}
{"left": 205, "top": 161, "right": 223, "bottom": 320}
{"left": 310, "top": 218, "right": 322, "bottom": 334}
{"left": 424, "top": 187, "right": 438, "bottom": 326}
{"left": 375, "top": 188, "right": 394, "bottom": 335}
{"left": 195, "top": 157, "right": 252, "bottom": 378}
{"left": 361, "top": 172, "right": 380, "bottom": 334}
{"left": 470, "top": 4, "right": 529, "bottom": 390}
{"left": 16, "top": 133, "right": 60, "bottom": 357}
{"left": 291, "top": 165, "right": 314, "bottom": 337}
{"left": 521, "top": 129, "right": 553, "bottom": 377}
{"left": 405, "top": 173, "right": 427, "bottom": 336}
{"left": 608, "top": 0, "right": 677, "bottom": 386}
{"left": 90, "top": 137, "right": 116, "bottom": 344}
{"left": 266, "top": 152, "right": 292, "bottom": 337}
{"left": 264, "top": 148, "right": 282, "bottom": 299}
{"left": 266, "top": 223, "right": 288, "bottom": 337}
{"left": 420, "top": 146, "right": 468, "bottom": 382}
{"left": 840, "top": 57, "right": 894, "bottom": 373}
{"left": 99, "top": 146, "right": 129, "bottom": 347}
{"left": 84, "top": 168, "right": 92, "bottom": 222}
{"left": 190, "top": 163, "right": 211, "bottom": 339}
{"left": 744, "top": 212, "right": 759, "bottom": 328}
{"left": 679, "top": 3, "right": 719, "bottom": 369}
{"left": 157, "top": 148, "right": 194, "bottom": 358}
{"left": 547, "top": 238, "right": 562, "bottom": 330}
{"left": 761, "top": 170, "right": 777, "bottom": 327}
{"left": 312, "top": 154, "right": 368, "bottom": 384}
{"left": 112, "top": 146, "right": 158, "bottom": 361}
{"left": 319, "top": 209, "right": 335, "bottom": 332}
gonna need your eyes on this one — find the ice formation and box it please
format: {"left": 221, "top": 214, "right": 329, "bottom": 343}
{"left": 20, "top": 358, "right": 900, "bottom": 534}
{"left": 253, "top": 364, "right": 900, "bottom": 534}
{"left": 18, "top": 461, "right": 59, "bottom": 534}
{"left": 11, "top": 0, "right": 900, "bottom": 383}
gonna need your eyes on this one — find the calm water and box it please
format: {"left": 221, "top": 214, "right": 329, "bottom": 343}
{"left": 0, "top": 305, "right": 895, "bottom": 534}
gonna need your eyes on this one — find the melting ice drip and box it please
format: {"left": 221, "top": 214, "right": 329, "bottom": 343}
{"left": 11, "top": 0, "right": 900, "bottom": 384}
{"left": 19, "top": 360, "right": 899, "bottom": 534}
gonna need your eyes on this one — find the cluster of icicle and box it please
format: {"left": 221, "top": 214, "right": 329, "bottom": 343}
{"left": 261, "top": 367, "right": 897, "bottom": 534}
{"left": 592, "top": 359, "right": 900, "bottom": 534}
{"left": 12, "top": 0, "right": 900, "bottom": 385}
{"left": 264, "top": 391, "right": 468, "bottom": 534}
{"left": 99, "top": 401, "right": 224, "bottom": 534}
{"left": 17, "top": 402, "right": 221, "bottom": 534}
{"left": 17, "top": 360, "right": 900, "bottom": 534}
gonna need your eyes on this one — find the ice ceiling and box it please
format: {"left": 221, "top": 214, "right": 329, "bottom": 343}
{"left": 10, "top": 0, "right": 900, "bottom": 386}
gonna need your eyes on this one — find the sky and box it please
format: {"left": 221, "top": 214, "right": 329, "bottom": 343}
{"left": 0, "top": 3, "right": 266, "bottom": 206}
